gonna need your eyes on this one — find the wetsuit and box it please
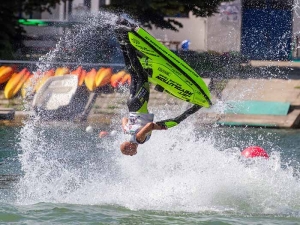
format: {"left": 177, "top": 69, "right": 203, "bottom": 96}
{"left": 114, "top": 17, "right": 202, "bottom": 134}
{"left": 115, "top": 22, "right": 154, "bottom": 144}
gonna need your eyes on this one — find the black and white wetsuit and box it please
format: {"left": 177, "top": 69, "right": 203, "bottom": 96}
{"left": 124, "top": 112, "right": 154, "bottom": 144}
{"left": 115, "top": 21, "right": 154, "bottom": 144}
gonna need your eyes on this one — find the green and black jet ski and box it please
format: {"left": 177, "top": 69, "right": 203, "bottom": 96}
{"left": 116, "top": 18, "right": 212, "bottom": 128}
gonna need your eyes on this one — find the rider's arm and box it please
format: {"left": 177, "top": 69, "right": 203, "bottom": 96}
{"left": 122, "top": 117, "right": 128, "bottom": 132}
{"left": 136, "top": 122, "right": 166, "bottom": 143}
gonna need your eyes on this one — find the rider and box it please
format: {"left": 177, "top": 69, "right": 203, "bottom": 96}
{"left": 115, "top": 18, "right": 167, "bottom": 156}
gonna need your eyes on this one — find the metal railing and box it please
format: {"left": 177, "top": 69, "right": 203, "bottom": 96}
{"left": 0, "top": 60, "right": 125, "bottom": 71}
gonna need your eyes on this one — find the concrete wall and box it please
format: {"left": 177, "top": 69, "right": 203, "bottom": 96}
{"left": 148, "top": 12, "right": 207, "bottom": 51}
{"left": 40, "top": 4, "right": 60, "bottom": 20}
{"left": 293, "top": 4, "right": 300, "bottom": 58}
{"left": 292, "top": 1, "right": 300, "bottom": 34}
{"left": 149, "top": 0, "right": 241, "bottom": 53}
{"left": 207, "top": 0, "right": 241, "bottom": 52}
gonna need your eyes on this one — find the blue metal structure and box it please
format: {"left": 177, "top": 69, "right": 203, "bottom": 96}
{"left": 241, "top": 0, "right": 293, "bottom": 60}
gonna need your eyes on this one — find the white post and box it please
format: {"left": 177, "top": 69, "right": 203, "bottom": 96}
{"left": 91, "top": 0, "right": 99, "bottom": 13}
{"left": 59, "top": 1, "right": 65, "bottom": 20}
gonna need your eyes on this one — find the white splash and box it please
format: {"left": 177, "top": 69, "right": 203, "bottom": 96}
{"left": 16, "top": 113, "right": 300, "bottom": 216}
{"left": 14, "top": 10, "right": 300, "bottom": 218}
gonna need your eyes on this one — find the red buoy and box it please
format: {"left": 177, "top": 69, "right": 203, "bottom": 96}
{"left": 241, "top": 146, "right": 269, "bottom": 159}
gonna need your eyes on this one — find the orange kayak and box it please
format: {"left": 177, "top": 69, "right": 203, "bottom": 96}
{"left": 34, "top": 69, "right": 55, "bottom": 92}
{"left": 84, "top": 68, "right": 97, "bottom": 91}
{"left": 0, "top": 66, "right": 14, "bottom": 84}
{"left": 71, "top": 66, "right": 82, "bottom": 76}
{"left": 111, "top": 70, "right": 126, "bottom": 88}
{"left": 79, "top": 69, "right": 86, "bottom": 86}
{"left": 95, "top": 67, "right": 105, "bottom": 85}
{"left": 44, "top": 69, "right": 55, "bottom": 77}
{"left": 21, "top": 74, "right": 34, "bottom": 98}
{"left": 96, "top": 67, "right": 113, "bottom": 87}
{"left": 0, "top": 66, "right": 6, "bottom": 71}
{"left": 71, "top": 66, "right": 83, "bottom": 85}
{"left": 55, "top": 67, "right": 70, "bottom": 76}
{"left": 120, "top": 73, "right": 131, "bottom": 86}
{"left": 12, "top": 71, "right": 31, "bottom": 97}
{"left": 4, "top": 68, "right": 28, "bottom": 99}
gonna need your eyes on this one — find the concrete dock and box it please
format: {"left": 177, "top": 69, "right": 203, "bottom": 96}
{"left": 214, "top": 78, "right": 300, "bottom": 128}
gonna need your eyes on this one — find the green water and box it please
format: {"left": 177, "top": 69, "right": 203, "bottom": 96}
{"left": 1, "top": 202, "right": 300, "bottom": 225}
{"left": 0, "top": 124, "right": 300, "bottom": 224}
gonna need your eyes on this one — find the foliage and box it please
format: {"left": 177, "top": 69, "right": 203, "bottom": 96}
{"left": 0, "top": 0, "right": 68, "bottom": 59}
{"left": 105, "top": 0, "right": 233, "bottom": 31}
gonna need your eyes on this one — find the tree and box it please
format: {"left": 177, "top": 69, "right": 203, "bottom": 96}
{"left": 0, "top": 0, "right": 70, "bottom": 59}
{"left": 105, "top": 0, "right": 233, "bottom": 31}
